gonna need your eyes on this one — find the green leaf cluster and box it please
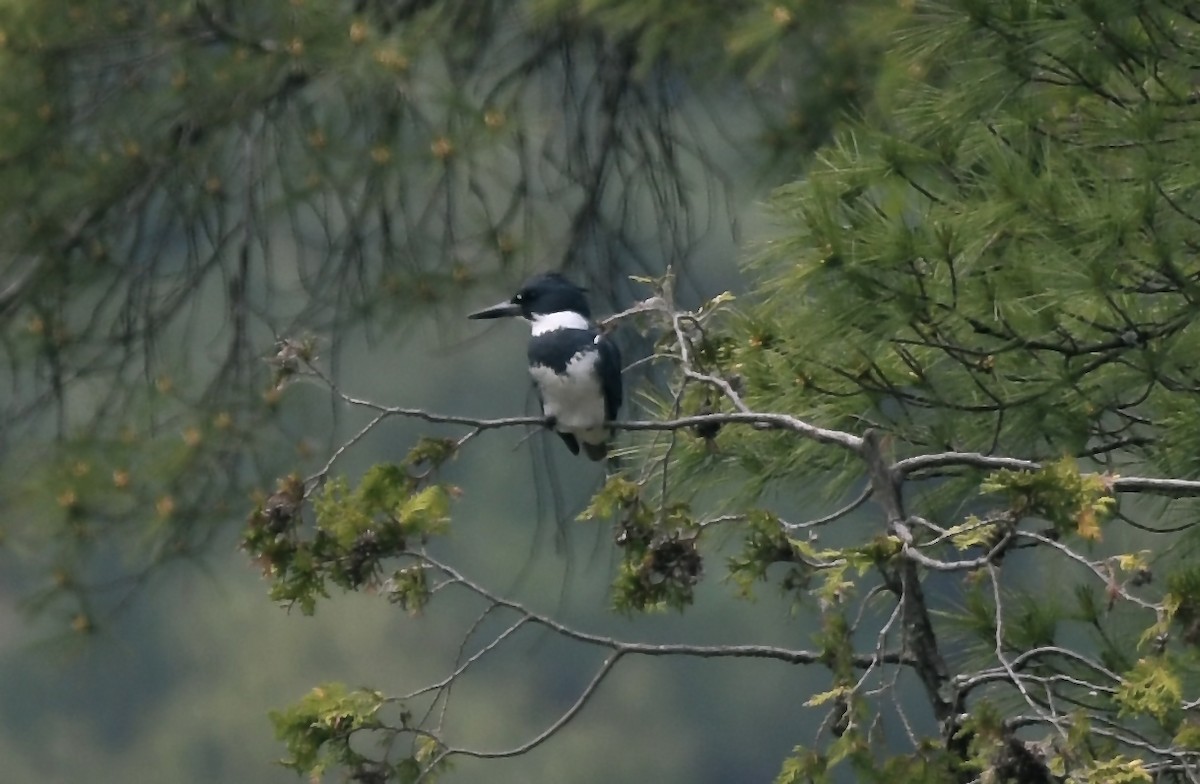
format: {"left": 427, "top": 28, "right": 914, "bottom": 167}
{"left": 382, "top": 565, "right": 431, "bottom": 616}
{"left": 980, "top": 458, "right": 1115, "bottom": 540}
{"left": 243, "top": 441, "right": 457, "bottom": 615}
{"left": 1073, "top": 756, "right": 1153, "bottom": 784}
{"left": 942, "top": 516, "right": 997, "bottom": 551}
{"left": 726, "top": 510, "right": 807, "bottom": 598}
{"left": 1115, "top": 656, "right": 1182, "bottom": 723}
{"left": 775, "top": 734, "right": 962, "bottom": 784}
{"left": 270, "top": 683, "right": 387, "bottom": 777}
{"left": 1166, "top": 566, "right": 1200, "bottom": 646}
{"left": 582, "top": 476, "right": 702, "bottom": 613}
{"left": 270, "top": 682, "right": 446, "bottom": 782}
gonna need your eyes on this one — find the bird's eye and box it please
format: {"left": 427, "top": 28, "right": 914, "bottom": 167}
{"left": 513, "top": 293, "right": 526, "bottom": 303}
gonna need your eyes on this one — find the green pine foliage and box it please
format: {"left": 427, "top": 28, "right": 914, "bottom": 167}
{"left": 256, "top": 3, "right": 1200, "bottom": 779}
{"left": 641, "top": 1, "right": 1200, "bottom": 780}
{"left": 21, "top": 0, "right": 1200, "bottom": 781}
{"left": 734, "top": 1, "right": 1200, "bottom": 473}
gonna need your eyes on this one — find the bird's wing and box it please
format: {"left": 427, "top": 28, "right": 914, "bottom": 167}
{"left": 597, "top": 332, "right": 623, "bottom": 423}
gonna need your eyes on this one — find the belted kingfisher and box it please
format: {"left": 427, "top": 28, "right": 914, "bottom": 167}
{"left": 468, "top": 273, "right": 622, "bottom": 461}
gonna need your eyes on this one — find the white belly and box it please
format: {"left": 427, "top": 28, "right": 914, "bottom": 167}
{"left": 529, "top": 354, "right": 607, "bottom": 441}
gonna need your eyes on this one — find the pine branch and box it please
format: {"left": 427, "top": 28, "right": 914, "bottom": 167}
{"left": 897, "top": 452, "right": 1200, "bottom": 497}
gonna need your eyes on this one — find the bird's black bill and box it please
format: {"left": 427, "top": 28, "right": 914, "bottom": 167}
{"left": 467, "top": 300, "right": 523, "bottom": 320}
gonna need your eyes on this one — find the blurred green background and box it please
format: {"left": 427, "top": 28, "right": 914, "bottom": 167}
{"left": 0, "top": 1, "right": 891, "bottom": 779}
{"left": 0, "top": 145, "right": 842, "bottom": 779}
{"left": 0, "top": 280, "right": 848, "bottom": 782}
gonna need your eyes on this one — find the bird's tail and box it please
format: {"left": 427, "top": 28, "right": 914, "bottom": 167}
{"left": 581, "top": 440, "right": 608, "bottom": 461}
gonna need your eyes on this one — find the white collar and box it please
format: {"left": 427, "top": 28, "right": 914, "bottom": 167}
{"left": 530, "top": 311, "right": 591, "bottom": 336}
